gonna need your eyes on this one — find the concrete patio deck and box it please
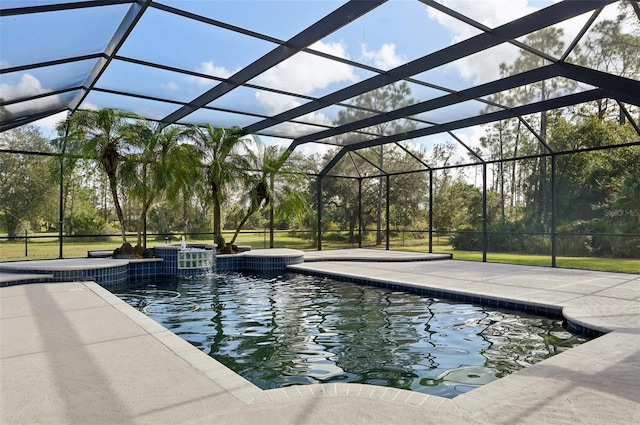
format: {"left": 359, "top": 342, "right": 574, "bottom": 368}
{"left": 1, "top": 250, "right": 639, "bottom": 424}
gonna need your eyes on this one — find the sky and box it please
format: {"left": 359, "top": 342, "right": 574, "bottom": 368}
{"left": 1, "top": 0, "right": 628, "bottom": 159}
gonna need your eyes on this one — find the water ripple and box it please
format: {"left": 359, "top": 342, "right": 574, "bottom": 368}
{"left": 118, "top": 273, "right": 589, "bottom": 398}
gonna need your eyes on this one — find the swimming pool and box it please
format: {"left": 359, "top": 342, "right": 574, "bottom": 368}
{"left": 116, "top": 272, "right": 589, "bottom": 398}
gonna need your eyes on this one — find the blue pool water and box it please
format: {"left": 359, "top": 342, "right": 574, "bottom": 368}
{"left": 116, "top": 272, "right": 588, "bottom": 398}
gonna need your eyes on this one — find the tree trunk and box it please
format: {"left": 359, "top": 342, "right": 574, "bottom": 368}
{"left": 66, "top": 180, "right": 75, "bottom": 236}
{"left": 537, "top": 81, "right": 548, "bottom": 231}
{"left": 511, "top": 121, "right": 520, "bottom": 210}
{"left": 376, "top": 146, "right": 384, "bottom": 245}
{"left": 269, "top": 174, "right": 275, "bottom": 248}
{"left": 269, "top": 203, "right": 274, "bottom": 248}
{"left": 348, "top": 208, "right": 356, "bottom": 244}
{"left": 182, "top": 191, "right": 189, "bottom": 235}
{"left": 107, "top": 173, "right": 127, "bottom": 243}
{"left": 6, "top": 215, "right": 19, "bottom": 240}
{"left": 213, "top": 194, "right": 225, "bottom": 248}
{"left": 138, "top": 200, "right": 152, "bottom": 248}
{"left": 499, "top": 123, "right": 505, "bottom": 224}
{"left": 229, "top": 206, "right": 255, "bottom": 247}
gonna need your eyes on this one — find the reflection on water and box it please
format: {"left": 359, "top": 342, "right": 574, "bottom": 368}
{"left": 116, "top": 272, "right": 589, "bottom": 398}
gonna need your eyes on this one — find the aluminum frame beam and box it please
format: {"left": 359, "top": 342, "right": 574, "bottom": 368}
{"left": 0, "top": 106, "right": 68, "bottom": 133}
{"left": 0, "top": 0, "right": 132, "bottom": 17}
{"left": 557, "top": 63, "right": 640, "bottom": 108}
{"left": 158, "top": 0, "right": 387, "bottom": 127}
{"left": 0, "top": 54, "right": 105, "bottom": 75}
{"left": 318, "top": 89, "right": 605, "bottom": 177}
{"left": 290, "top": 64, "right": 560, "bottom": 149}
{"left": 245, "top": 0, "right": 615, "bottom": 138}
{"left": 68, "top": 0, "right": 152, "bottom": 112}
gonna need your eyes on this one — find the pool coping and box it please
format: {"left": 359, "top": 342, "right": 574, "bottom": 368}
{"left": 287, "top": 264, "right": 614, "bottom": 338}
{"left": 83, "top": 257, "right": 639, "bottom": 408}
{"left": 83, "top": 280, "right": 463, "bottom": 411}
{"left": 2, "top": 253, "right": 639, "bottom": 424}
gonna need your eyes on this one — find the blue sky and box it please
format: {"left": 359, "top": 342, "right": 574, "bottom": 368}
{"left": 2, "top": 0, "right": 618, "bottom": 160}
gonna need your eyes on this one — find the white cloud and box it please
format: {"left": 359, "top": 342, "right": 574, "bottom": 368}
{"left": 0, "top": 73, "right": 48, "bottom": 101}
{"left": 454, "top": 44, "right": 520, "bottom": 85}
{"left": 190, "top": 61, "right": 235, "bottom": 86}
{"left": 427, "top": 0, "right": 617, "bottom": 84}
{"left": 255, "top": 41, "right": 357, "bottom": 95}
{"left": 254, "top": 91, "right": 300, "bottom": 115}
{"left": 428, "top": 0, "right": 538, "bottom": 36}
{"left": 32, "top": 111, "right": 68, "bottom": 137}
{"left": 361, "top": 43, "right": 404, "bottom": 70}
{"left": 449, "top": 125, "right": 487, "bottom": 153}
{"left": 257, "top": 134, "right": 334, "bottom": 158}
{"left": 292, "top": 141, "right": 335, "bottom": 158}
{"left": 162, "top": 81, "right": 180, "bottom": 92}
{"left": 426, "top": 0, "right": 539, "bottom": 85}
{"left": 0, "top": 74, "right": 66, "bottom": 138}
{"left": 252, "top": 40, "right": 358, "bottom": 133}
{"left": 427, "top": 0, "right": 616, "bottom": 84}
{"left": 425, "top": 0, "right": 609, "bottom": 85}
{"left": 80, "top": 102, "right": 100, "bottom": 111}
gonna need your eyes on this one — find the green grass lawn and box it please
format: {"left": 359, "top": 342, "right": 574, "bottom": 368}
{"left": 1, "top": 231, "right": 638, "bottom": 274}
{"left": 394, "top": 240, "right": 640, "bottom": 273}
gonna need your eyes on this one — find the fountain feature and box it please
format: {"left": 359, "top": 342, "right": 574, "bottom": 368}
{"left": 176, "top": 237, "right": 213, "bottom": 276}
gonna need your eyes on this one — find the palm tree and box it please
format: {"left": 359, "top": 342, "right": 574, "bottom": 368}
{"left": 190, "top": 125, "right": 248, "bottom": 248}
{"left": 120, "top": 123, "right": 197, "bottom": 248}
{"left": 62, "top": 108, "right": 141, "bottom": 244}
{"left": 229, "top": 142, "right": 308, "bottom": 248}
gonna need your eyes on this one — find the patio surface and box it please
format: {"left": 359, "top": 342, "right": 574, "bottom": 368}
{"left": 1, "top": 250, "right": 639, "bottom": 424}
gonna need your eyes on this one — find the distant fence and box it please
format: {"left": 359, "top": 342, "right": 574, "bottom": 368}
{"left": 2, "top": 228, "right": 639, "bottom": 263}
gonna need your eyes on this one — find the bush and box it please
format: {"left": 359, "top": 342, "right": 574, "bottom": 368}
{"left": 450, "top": 225, "right": 482, "bottom": 251}
{"left": 556, "top": 219, "right": 640, "bottom": 258}
{"left": 69, "top": 211, "right": 107, "bottom": 236}
{"left": 323, "top": 231, "right": 348, "bottom": 242}
{"left": 522, "top": 235, "right": 550, "bottom": 255}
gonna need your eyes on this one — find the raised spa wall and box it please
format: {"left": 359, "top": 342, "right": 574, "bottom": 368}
{"left": 0, "top": 245, "right": 304, "bottom": 289}
{"left": 132, "top": 245, "right": 303, "bottom": 283}
{"left": 0, "top": 246, "right": 304, "bottom": 289}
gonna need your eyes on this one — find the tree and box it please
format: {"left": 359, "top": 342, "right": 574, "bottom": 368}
{"left": 479, "top": 118, "right": 529, "bottom": 224}
{"left": 228, "top": 142, "right": 308, "bottom": 249}
{"left": 0, "top": 126, "right": 57, "bottom": 238}
{"left": 430, "top": 141, "right": 479, "bottom": 231}
{"left": 51, "top": 119, "right": 91, "bottom": 236}
{"left": 489, "top": 27, "right": 575, "bottom": 231}
{"left": 120, "top": 123, "right": 197, "bottom": 247}
{"left": 60, "top": 108, "right": 141, "bottom": 244}
{"left": 191, "top": 125, "right": 248, "bottom": 248}
{"left": 577, "top": 1, "right": 640, "bottom": 121}
{"left": 316, "top": 142, "right": 429, "bottom": 245}
{"left": 333, "top": 82, "right": 417, "bottom": 245}
{"left": 550, "top": 116, "right": 639, "bottom": 224}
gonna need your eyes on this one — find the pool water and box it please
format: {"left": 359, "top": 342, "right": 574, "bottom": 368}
{"left": 116, "top": 272, "right": 589, "bottom": 398}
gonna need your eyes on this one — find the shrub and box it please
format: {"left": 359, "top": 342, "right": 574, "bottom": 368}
{"left": 450, "top": 225, "right": 482, "bottom": 251}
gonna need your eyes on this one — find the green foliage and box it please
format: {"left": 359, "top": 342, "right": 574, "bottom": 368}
{"left": 191, "top": 125, "right": 247, "bottom": 247}
{"left": 68, "top": 210, "right": 108, "bottom": 237}
{"left": 120, "top": 123, "right": 198, "bottom": 246}
{"left": 58, "top": 108, "right": 144, "bottom": 243}
{"left": 0, "top": 126, "right": 57, "bottom": 238}
{"left": 449, "top": 225, "right": 482, "bottom": 251}
{"left": 329, "top": 82, "right": 420, "bottom": 245}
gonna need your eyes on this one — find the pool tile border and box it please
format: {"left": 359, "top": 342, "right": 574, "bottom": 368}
{"left": 84, "top": 267, "right": 606, "bottom": 413}
{"left": 288, "top": 266, "right": 572, "bottom": 324}
{"left": 5, "top": 255, "right": 637, "bottom": 422}
{"left": 85, "top": 280, "right": 459, "bottom": 409}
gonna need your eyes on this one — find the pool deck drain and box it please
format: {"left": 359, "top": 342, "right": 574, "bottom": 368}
{"left": 1, "top": 251, "right": 639, "bottom": 424}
